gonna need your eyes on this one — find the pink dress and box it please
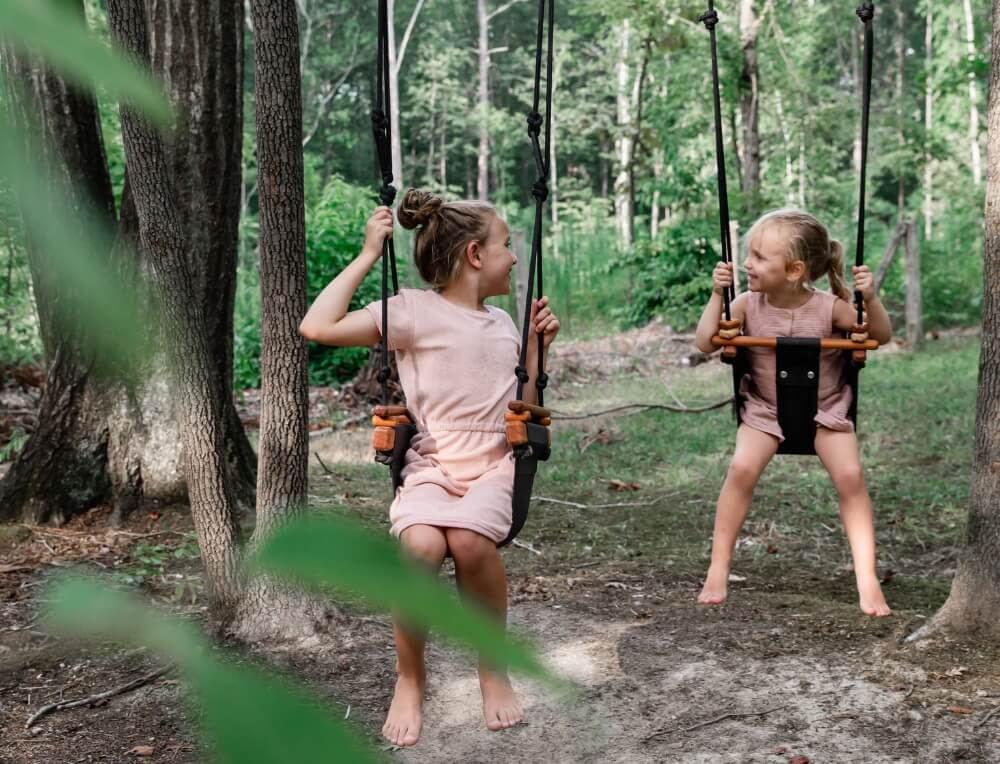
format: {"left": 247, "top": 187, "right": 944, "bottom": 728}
{"left": 739, "top": 289, "right": 854, "bottom": 441}
{"left": 364, "top": 289, "right": 520, "bottom": 542}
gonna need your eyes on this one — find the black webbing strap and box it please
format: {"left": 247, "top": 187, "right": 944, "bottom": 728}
{"left": 775, "top": 338, "right": 821, "bottom": 455}
{"left": 854, "top": 2, "right": 875, "bottom": 327}
{"left": 373, "top": 0, "right": 399, "bottom": 405}
{"left": 699, "top": 0, "right": 735, "bottom": 321}
{"left": 514, "top": 0, "right": 555, "bottom": 407}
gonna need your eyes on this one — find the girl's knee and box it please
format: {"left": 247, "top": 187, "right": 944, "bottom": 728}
{"left": 832, "top": 463, "right": 866, "bottom": 497}
{"left": 446, "top": 529, "right": 496, "bottom": 568}
{"left": 401, "top": 525, "right": 448, "bottom": 564}
{"left": 726, "top": 456, "right": 762, "bottom": 490}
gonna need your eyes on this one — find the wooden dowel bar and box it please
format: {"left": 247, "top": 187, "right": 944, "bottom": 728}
{"left": 711, "top": 335, "right": 880, "bottom": 351}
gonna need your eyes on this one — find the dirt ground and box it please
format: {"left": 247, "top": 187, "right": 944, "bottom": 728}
{"left": 1, "top": 325, "right": 998, "bottom": 763}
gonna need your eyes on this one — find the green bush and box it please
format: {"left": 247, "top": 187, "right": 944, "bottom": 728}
{"left": 233, "top": 176, "right": 383, "bottom": 389}
{"left": 613, "top": 217, "right": 718, "bottom": 330}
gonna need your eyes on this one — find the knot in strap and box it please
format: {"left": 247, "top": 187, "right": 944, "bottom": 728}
{"left": 526, "top": 111, "right": 543, "bottom": 136}
{"left": 379, "top": 183, "right": 397, "bottom": 206}
{"left": 856, "top": 3, "right": 874, "bottom": 22}
{"left": 371, "top": 108, "right": 388, "bottom": 132}
{"left": 535, "top": 372, "right": 548, "bottom": 391}
{"left": 531, "top": 178, "right": 549, "bottom": 203}
{"left": 377, "top": 367, "right": 391, "bottom": 384}
{"left": 698, "top": 9, "right": 719, "bottom": 30}
{"left": 515, "top": 365, "right": 530, "bottom": 384}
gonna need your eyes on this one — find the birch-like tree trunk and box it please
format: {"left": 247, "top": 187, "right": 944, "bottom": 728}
{"left": 614, "top": 20, "right": 633, "bottom": 249}
{"left": 963, "top": 0, "right": 983, "bottom": 186}
{"left": 924, "top": 1, "right": 935, "bottom": 240}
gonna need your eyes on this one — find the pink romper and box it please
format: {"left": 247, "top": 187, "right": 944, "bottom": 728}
{"left": 739, "top": 290, "right": 854, "bottom": 441}
{"left": 364, "top": 289, "right": 520, "bottom": 542}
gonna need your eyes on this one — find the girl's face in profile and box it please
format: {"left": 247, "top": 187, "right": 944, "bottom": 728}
{"left": 478, "top": 215, "right": 517, "bottom": 298}
{"left": 743, "top": 222, "right": 801, "bottom": 293}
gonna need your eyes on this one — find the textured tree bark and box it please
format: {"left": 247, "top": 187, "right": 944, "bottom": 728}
{"left": 963, "top": 0, "right": 983, "bottom": 186}
{"left": 910, "top": 0, "right": 1000, "bottom": 640}
{"left": 107, "top": 0, "right": 244, "bottom": 622}
{"left": 235, "top": 0, "right": 327, "bottom": 642}
{"left": 0, "top": 9, "right": 118, "bottom": 525}
{"left": 614, "top": 20, "right": 633, "bottom": 249}
{"left": 0, "top": 0, "right": 254, "bottom": 525}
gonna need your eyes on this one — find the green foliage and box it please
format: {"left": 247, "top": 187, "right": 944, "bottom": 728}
{"left": 614, "top": 217, "right": 718, "bottom": 329}
{"left": 233, "top": 175, "right": 381, "bottom": 389}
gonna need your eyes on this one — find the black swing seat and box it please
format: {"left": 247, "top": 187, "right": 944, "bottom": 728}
{"left": 374, "top": 411, "right": 551, "bottom": 548}
{"left": 722, "top": 337, "right": 862, "bottom": 456}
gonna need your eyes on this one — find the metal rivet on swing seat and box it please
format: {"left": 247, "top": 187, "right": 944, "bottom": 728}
{"left": 780, "top": 370, "right": 788, "bottom": 379}
{"left": 807, "top": 371, "right": 816, "bottom": 379}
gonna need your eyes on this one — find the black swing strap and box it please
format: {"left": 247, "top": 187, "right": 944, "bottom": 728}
{"left": 698, "top": 0, "right": 736, "bottom": 322}
{"left": 514, "top": 0, "right": 555, "bottom": 407}
{"left": 854, "top": 2, "right": 875, "bottom": 326}
{"left": 373, "top": 0, "right": 400, "bottom": 405}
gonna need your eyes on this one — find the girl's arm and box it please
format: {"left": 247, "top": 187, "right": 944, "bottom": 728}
{"left": 520, "top": 296, "right": 559, "bottom": 406}
{"left": 695, "top": 262, "right": 746, "bottom": 353}
{"left": 299, "top": 207, "right": 393, "bottom": 347}
{"left": 832, "top": 265, "right": 892, "bottom": 345}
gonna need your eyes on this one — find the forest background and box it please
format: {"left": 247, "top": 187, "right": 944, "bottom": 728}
{"left": 1, "top": 0, "right": 986, "bottom": 400}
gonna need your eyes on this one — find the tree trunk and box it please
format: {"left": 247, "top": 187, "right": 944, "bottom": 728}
{"left": 963, "top": 0, "right": 983, "bottom": 186}
{"left": 0, "top": 13, "right": 118, "bottom": 525}
{"left": 775, "top": 90, "right": 795, "bottom": 206}
{"left": 107, "top": 0, "right": 244, "bottom": 622}
{"left": 236, "top": 0, "right": 331, "bottom": 643}
{"left": 614, "top": 20, "right": 633, "bottom": 250}
{"left": 924, "top": 1, "right": 934, "bottom": 240}
{"left": 910, "top": 0, "right": 1000, "bottom": 640}
{"left": 387, "top": 0, "right": 403, "bottom": 190}
{"left": 895, "top": 0, "right": 906, "bottom": 215}
{"left": 476, "top": 0, "right": 490, "bottom": 200}
{"left": 739, "top": 0, "right": 762, "bottom": 215}
{"left": 904, "top": 218, "right": 922, "bottom": 349}
{"left": 0, "top": 0, "right": 254, "bottom": 526}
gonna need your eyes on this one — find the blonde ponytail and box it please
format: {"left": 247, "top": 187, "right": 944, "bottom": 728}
{"left": 825, "top": 240, "right": 852, "bottom": 303}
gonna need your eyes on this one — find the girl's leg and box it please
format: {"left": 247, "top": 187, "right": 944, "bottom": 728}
{"left": 383, "top": 524, "right": 448, "bottom": 747}
{"left": 698, "top": 424, "right": 780, "bottom": 604}
{"left": 813, "top": 428, "right": 891, "bottom": 617}
{"left": 445, "top": 527, "right": 523, "bottom": 732}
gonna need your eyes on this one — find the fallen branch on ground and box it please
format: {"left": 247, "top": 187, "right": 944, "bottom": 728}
{"left": 313, "top": 451, "right": 335, "bottom": 475}
{"left": 643, "top": 704, "right": 788, "bottom": 743}
{"left": 512, "top": 539, "right": 543, "bottom": 556}
{"left": 976, "top": 705, "right": 1000, "bottom": 729}
{"left": 25, "top": 666, "right": 172, "bottom": 729}
{"left": 551, "top": 398, "right": 731, "bottom": 420}
{"left": 533, "top": 494, "right": 676, "bottom": 510}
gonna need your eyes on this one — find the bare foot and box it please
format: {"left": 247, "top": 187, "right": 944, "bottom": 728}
{"left": 382, "top": 674, "right": 424, "bottom": 747}
{"left": 697, "top": 564, "right": 730, "bottom": 605}
{"left": 479, "top": 670, "right": 523, "bottom": 731}
{"left": 858, "top": 577, "right": 892, "bottom": 617}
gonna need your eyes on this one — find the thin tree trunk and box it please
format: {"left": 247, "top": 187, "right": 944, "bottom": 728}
{"left": 739, "top": 0, "right": 762, "bottom": 215}
{"left": 614, "top": 20, "right": 633, "bottom": 249}
{"left": 895, "top": 0, "right": 906, "bottom": 215}
{"left": 909, "top": 0, "right": 1000, "bottom": 640}
{"left": 237, "top": 0, "right": 330, "bottom": 643}
{"left": 107, "top": 0, "right": 243, "bottom": 622}
{"left": 388, "top": 0, "right": 426, "bottom": 192}
{"left": 775, "top": 89, "right": 795, "bottom": 206}
{"left": 476, "top": 0, "right": 490, "bottom": 200}
{"left": 963, "top": 0, "right": 983, "bottom": 186}
{"left": 651, "top": 147, "right": 663, "bottom": 240}
{"left": 924, "top": 1, "right": 935, "bottom": 240}
{"left": 904, "top": 218, "right": 922, "bottom": 349}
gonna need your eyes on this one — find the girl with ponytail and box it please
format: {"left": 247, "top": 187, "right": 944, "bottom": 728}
{"left": 693, "top": 209, "right": 893, "bottom": 617}
{"left": 299, "top": 189, "right": 560, "bottom": 746}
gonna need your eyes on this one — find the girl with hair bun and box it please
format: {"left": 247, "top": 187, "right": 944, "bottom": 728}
{"left": 693, "top": 208, "right": 893, "bottom": 617}
{"left": 300, "top": 189, "right": 559, "bottom": 747}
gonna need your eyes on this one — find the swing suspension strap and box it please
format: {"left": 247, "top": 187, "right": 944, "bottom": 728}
{"left": 698, "top": 0, "right": 735, "bottom": 323}
{"left": 373, "top": 0, "right": 400, "bottom": 406}
{"left": 854, "top": 2, "right": 875, "bottom": 327}
{"left": 514, "top": 0, "right": 555, "bottom": 407}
